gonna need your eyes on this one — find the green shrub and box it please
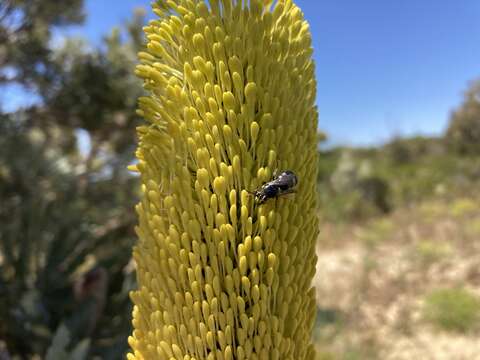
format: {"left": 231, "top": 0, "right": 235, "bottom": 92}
{"left": 423, "top": 288, "right": 480, "bottom": 332}
{"left": 357, "top": 176, "right": 391, "bottom": 213}
{"left": 322, "top": 151, "right": 391, "bottom": 221}
{"left": 445, "top": 79, "right": 480, "bottom": 155}
{"left": 359, "top": 218, "right": 394, "bottom": 245}
{"left": 415, "top": 241, "right": 451, "bottom": 266}
{"left": 386, "top": 136, "right": 442, "bottom": 164}
{"left": 450, "top": 198, "right": 478, "bottom": 217}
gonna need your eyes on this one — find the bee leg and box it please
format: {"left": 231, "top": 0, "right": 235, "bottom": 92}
{"left": 256, "top": 195, "right": 267, "bottom": 204}
{"left": 245, "top": 189, "right": 261, "bottom": 204}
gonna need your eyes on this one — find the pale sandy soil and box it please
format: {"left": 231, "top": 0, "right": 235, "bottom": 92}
{"left": 313, "top": 201, "right": 480, "bottom": 359}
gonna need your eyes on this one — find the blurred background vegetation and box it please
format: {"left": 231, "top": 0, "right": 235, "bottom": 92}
{"left": 0, "top": 1, "right": 143, "bottom": 358}
{"left": 1, "top": 1, "right": 480, "bottom": 359}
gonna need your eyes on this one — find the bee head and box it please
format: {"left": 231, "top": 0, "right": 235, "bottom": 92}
{"left": 279, "top": 170, "right": 298, "bottom": 186}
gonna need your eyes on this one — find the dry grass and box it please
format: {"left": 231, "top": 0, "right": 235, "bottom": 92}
{"left": 313, "top": 196, "right": 480, "bottom": 359}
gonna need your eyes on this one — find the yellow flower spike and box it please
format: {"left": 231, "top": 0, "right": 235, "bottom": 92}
{"left": 131, "top": 0, "right": 318, "bottom": 359}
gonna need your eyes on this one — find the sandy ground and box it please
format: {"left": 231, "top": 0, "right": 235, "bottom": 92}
{"left": 313, "top": 208, "right": 480, "bottom": 359}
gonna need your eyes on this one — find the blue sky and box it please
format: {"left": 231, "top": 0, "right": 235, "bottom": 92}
{"left": 8, "top": 0, "right": 480, "bottom": 146}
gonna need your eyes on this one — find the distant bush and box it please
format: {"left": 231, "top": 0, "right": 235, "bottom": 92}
{"left": 386, "top": 136, "right": 444, "bottom": 164}
{"left": 330, "top": 151, "right": 358, "bottom": 192}
{"left": 423, "top": 288, "right": 480, "bottom": 333}
{"left": 318, "top": 125, "right": 480, "bottom": 221}
{"left": 357, "top": 176, "right": 391, "bottom": 213}
{"left": 326, "top": 151, "right": 391, "bottom": 220}
{"left": 445, "top": 79, "right": 480, "bottom": 154}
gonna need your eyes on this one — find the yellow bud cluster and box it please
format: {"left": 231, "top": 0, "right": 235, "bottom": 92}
{"left": 129, "top": 1, "right": 318, "bottom": 359}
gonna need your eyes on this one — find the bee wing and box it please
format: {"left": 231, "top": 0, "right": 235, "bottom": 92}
{"left": 270, "top": 177, "right": 290, "bottom": 186}
{"left": 271, "top": 171, "right": 297, "bottom": 188}
{"left": 269, "top": 177, "right": 291, "bottom": 190}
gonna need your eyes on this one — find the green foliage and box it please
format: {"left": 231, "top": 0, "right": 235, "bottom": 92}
{"left": 450, "top": 198, "right": 477, "bottom": 217}
{"left": 446, "top": 79, "right": 480, "bottom": 154}
{"left": 385, "top": 136, "right": 444, "bottom": 164}
{"left": 318, "top": 130, "right": 480, "bottom": 222}
{"left": 414, "top": 241, "right": 451, "bottom": 266}
{"left": 46, "top": 19, "right": 143, "bottom": 140}
{"left": 318, "top": 149, "right": 391, "bottom": 221}
{"left": 423, "top": 288, "right": 480, "bottom": 333}
{"left": 313, "top": 307, "right": 344, "bottom": 340}
{"left": 0, "top": 116, "right": 136, "bottom": 358}
{"left": 357, "top": 177, "right": 390, "bottom": 213}
{"left": 418, "top": 201, "right": 445, "bottom": 220}
{"left": 0, "top": 1, "right": 145, "bottom": 358}
{"left": 0, "top": 0, "right": 84, "bottom": 89}
{"left": 359, "top": 218, "right": 394, "bottom": 247}
{"left": 45, "top": 324, "right": 90, "bottom": 360}
{"left": 343, "top": 347, "right": 378, "bottom": 360}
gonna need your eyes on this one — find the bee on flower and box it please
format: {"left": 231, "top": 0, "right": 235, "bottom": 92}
{"left": 248, "top": 170, "right": 298, "bottom": 204}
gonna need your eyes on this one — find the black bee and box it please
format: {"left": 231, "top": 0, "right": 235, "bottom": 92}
{"left": 248, "top": 170, "right": 298, "bottom": 204}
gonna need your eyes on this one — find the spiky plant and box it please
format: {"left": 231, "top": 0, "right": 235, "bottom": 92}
{"left": 129, "top": 0, "right": 318, "bottom": 359}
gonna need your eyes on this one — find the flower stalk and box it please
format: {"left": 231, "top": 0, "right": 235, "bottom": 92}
{"left": 128, "top": 0, "right": 318, "bottom": 359}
